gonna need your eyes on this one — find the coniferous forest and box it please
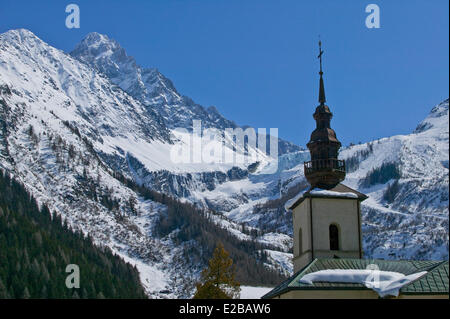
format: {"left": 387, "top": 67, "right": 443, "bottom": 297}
{"left": 0, "top": 170, "right": 147, "bottom": 299}
{"left": 112, "top": 171, "right": 288, "bottom": 287}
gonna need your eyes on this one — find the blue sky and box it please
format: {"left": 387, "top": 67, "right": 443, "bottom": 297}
{"left": 1, "top": 0, "right": 448, "bottom": 147}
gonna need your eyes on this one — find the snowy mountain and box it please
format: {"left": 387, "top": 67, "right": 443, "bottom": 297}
{"left": 0, "top": 29, "right": 288, "bottom": 298}
{"left": 0, "top": 28, "right": 447, "bottom": 298}
{"left": 0, "top": 28, "right": 180, "bottom": 297}
{"left": 350, "top": 99, "right": 449, "bottom": 260}
{"left": 70, "top": 32, "right": 301, "bottom": 155}
{"left": 67, "top": 32, "right": 302, "bottom": 212}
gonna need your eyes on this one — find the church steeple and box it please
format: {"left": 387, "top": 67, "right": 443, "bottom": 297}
{"left": 281, "top": 41, "right": 367, "bottom": 277}
{"left": 304, "top": 40, "right": 346, "bottom": 189}
{"left": 318, "top": 40, "right": 326, "bottom": 105}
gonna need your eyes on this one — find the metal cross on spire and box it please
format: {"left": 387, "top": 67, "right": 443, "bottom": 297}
{"left": 318, "top": 40, "right": 324, "bottom": 74}
{"left": 317, "top": 39, "right": 326, "bottom": 104}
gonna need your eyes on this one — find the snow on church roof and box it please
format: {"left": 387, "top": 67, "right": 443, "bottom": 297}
{"left": 298, "top": 269, "right": 427, "bottom": 298}
{"left": 262, "top": 258, "right": 449, "bottom": 299}
{"left": 284, "top": 183, "right": 367, "bottom": 211}
{"left": 309, "top": 189, "right": 358, "bottom": 198}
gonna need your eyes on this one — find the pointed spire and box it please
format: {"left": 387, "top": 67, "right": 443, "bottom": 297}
{"left": 319, "top": 73, "right": 326, "bottom": 105}
{"left": 318, "top": 40, "right": 326, "bottom": 105}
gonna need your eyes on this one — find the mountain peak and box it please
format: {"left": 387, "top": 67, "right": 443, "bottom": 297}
{"left": 0, "top": 28, "right": 42, "bottom": 44}
{"left": 72, "top": 32, "right": 126, "bottom": 61}
{"left": 431, "top": 98, "right": 449, "bottom": 114}
{"left": 78, "top": 32, "right": 119, "bottom": 50}
{"left": 71, "top": 32, "right": 139, "bottom": 82}
{"left": 70, "top": 32, "right": 183, "bottom": 105}
{"left": 3, "top": 28, "right": 36, "bottom": 37}
{"left": 84, "top": 31, "right": 109, "bottom": 42}
{"left": 69, "top": 31, "right": 299, "bottom": 153}
{"left": 414, "top": 98, "right": 449, "bottom": 134}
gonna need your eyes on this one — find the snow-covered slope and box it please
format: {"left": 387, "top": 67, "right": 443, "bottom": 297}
{"left": 0, "top": 29, "right": 172, "bottom": 144}
{"left": 345, "top": 99, "right": 449, "bottom": 260}
{"left": 239, "top": 99, "right": 449, "bottom": 261}
{"left": 0, "top": 28, "right": 182, "bottom": 297}
{"left": 0, "top": 29, "right": 288, "bottom": 297}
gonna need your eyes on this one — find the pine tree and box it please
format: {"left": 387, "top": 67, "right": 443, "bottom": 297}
{"left": 193, "top": 243, "right": 240, "bottom": 299}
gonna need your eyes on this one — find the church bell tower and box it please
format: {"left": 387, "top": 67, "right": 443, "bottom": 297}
{"left": 286, "top": 41, "right": 368, "bottom": 273}
{"left": 304, "top": 40, "right": 346, "bottom": 189}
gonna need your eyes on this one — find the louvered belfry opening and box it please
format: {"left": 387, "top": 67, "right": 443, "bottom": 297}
{"left": 304, "top": 41, "right": 346, "bottom": 189}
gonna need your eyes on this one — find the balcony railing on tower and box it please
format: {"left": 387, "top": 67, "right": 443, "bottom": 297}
{"left": 304, "top": 159, "right": 345, "bottom": 175}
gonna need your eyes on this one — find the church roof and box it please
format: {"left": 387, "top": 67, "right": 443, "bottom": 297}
{"left": 261, "top": 258, "right": 449, "bottom": 299}
{"left": 285, "top": 183, "right": 368, "bottom": 211}
{"left": 400, "top": 260, "right": 449, "bottom": 294}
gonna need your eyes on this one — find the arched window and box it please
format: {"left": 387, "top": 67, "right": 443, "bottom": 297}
{"left": 298, "top": 228, "right": 302, "bottom": 255}
{"left": 329, "top": 224, "right": 339, "bottom": 251}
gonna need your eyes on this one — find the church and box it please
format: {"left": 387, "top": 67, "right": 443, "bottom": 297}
{"left": 262, "top": 42, "right": 449, "bottom": 299}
